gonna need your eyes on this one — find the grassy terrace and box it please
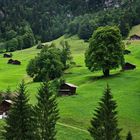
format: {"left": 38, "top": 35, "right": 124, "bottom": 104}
{"left": 0, "top": 34, "right": 140, "bottom": 139}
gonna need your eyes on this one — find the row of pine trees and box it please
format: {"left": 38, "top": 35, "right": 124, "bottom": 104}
{"left": 2, "top": 81, "right": 132, "bottom": 140}
{"left": 3, "top": 81, "right": 59, "bottom": 140}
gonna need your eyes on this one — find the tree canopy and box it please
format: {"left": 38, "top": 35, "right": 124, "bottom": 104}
{"left": 85, "top": 26, "right": 124, "bottom": 77}
{"left": 26, "top": 44, "right": 64, "bottom": 82}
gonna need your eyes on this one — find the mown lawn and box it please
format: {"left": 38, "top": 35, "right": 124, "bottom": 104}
{"left": 0, "top": 35, "right": 140, "bottom": 139}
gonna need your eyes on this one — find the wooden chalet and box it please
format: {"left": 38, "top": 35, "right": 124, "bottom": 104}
{"left": 130, "top": 34, "right": 140, "bottom": 40}
{"left": 59, "top": 83, "right": 77, "bottom": 96}
{"left": 0, "top": 100, "right": 12, "bottom": 116}
{"left": 123, "top": 62, "right": 136, "bottom": 70}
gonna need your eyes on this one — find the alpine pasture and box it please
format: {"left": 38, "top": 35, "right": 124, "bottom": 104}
{"left": 0, "top": 32, "right": 140, "bottom": 139}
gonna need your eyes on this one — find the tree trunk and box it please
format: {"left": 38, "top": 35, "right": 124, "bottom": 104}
{"left": 103, "top": 69, "right": 110, "bottom": 77}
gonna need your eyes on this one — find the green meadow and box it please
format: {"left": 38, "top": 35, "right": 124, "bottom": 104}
{"left": 0, "top": 33, "right": 140, "bottom": 139}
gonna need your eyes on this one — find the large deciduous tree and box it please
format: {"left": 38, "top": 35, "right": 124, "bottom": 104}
{"left": 85, "top": 26, "right": 124, "bottom": 77}
{"left": 88, "top": 84, "right": 122, "bottom": 140}
{"left": 26, "top": 45, "right": 64, "bottom": 82}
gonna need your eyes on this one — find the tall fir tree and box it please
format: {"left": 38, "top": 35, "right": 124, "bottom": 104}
{"left": 35, "top": 82, "right": 59, "bottom": 140}
{"left": 3, "top": 80, "right": 36, "bottom": 140}
{"left": 88, "top": 84, "right": 122, "bottom": 140}
{"left": 126, "top": 131, "right": 132, "bottom": 140}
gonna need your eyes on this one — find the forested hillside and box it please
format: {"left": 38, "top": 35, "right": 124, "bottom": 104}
{"left": 1, "top": 0, "right": 140, "bottom": 52}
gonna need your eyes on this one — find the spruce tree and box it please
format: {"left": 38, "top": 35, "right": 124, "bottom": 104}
{"left": 88, "top": 84, "right": 122, "bottom": 140}
{"left": 126, "top": 131, "right": 132, "bottom": 140}
{"left": 3, "top": 81, "right": 35, "bottom": 140}
{"left": 35, "top": 82, "right": 59, "bottom": 140}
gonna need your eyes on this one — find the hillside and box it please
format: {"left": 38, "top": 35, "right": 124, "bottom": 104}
{"left": 0, "top": 31, "right": 140, "bottom": 139}
{"left": 129, "top": 24, "right": 140, "bottom": 37}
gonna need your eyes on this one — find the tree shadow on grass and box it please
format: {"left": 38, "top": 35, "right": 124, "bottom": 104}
{"left": 86, "top": 72, "right": 122, "bottom": 82}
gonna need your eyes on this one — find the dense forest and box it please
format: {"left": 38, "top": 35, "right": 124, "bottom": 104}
{"left": 0, "top": 0, "right": 140, "bottom": 51}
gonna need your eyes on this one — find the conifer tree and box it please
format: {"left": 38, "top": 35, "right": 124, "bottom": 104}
{"left": 3, "top": 81, "right": 35, "bottom": 140}
{"left": 126, "top": 131, "right": 132, "bottom": 140}
{"left": 35, "top": 82, "right": 59, "bottom": 140}
{"left": 88, "top": 84, "right": 122, "bottom": 140}
{"left": 60, "top": 40, "right": 73, "bottom": 69}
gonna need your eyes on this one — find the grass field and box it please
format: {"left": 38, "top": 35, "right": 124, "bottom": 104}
{"left": 0, "top": 33, "right": 140, "bottom": 139}
{"left": 129, "top": 24, "right": 140, "bottom": 37}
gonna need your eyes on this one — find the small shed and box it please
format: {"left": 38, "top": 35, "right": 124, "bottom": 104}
{"left": 7, "top": 59, "right": 21, "bottom": 65}
{"left": 59, "top": 83, "right": 77, "bottom": 96}
{"left": 123, "top": 62, "right": 136, "bottom": 70}
{"left": 0, "top": 100, "right": 12, "bottom": 115}
{"left": 124, "top": 49, "right": 131, "bottom": 55}
{"left": 130, "top": 34, "right": 140, "bottom": 40}
{"left": 3, "top": 53, "right": 12, "bottom": 58}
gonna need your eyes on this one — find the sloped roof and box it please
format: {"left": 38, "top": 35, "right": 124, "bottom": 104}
{"left": 130, "top": 34, "right": 140, "bottom": 38}
{"left": 3, "top": 100, "right": 13, "bottom": 104}
{"left": 65, "top": 83, "right": 77, "bottom": 88}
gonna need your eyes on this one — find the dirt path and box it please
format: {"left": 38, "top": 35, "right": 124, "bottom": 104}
{"left": 57, "top": 122, "right": 88, "bottom": 133}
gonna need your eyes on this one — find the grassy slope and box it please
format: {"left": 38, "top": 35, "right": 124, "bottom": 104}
{"left": 129, "top": 24, "right": 140, "bottom": 36}
{"left": 0, "top": 34, "right": 140, "bottom": 139}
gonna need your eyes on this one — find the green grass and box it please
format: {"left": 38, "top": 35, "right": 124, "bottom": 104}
{"left": 129, "top": 24, "right": 140, "bottom": 37}
{"left": 0, "top": 35, "right": 140, "bottom": 139}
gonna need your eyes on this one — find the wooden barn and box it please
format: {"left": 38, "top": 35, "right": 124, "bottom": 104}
{"left": 124, "top": 49, "right": 131, "bottom": 55}
{"left": 130, "top": 34, "right": 140, "bottom": 40}
{"left": 59, "top": 83, "right": 77, "bottom": 96}
{"left": 0, "top": 100, "right": 12, "bottom": 117}
{"left": 3, "top": 53, "right": 12, "bottom": 58}
{"left": 7, "top": 59, "right": 21, "bottom": 65}
{"left": 123, "top": 62, "right": 136, "bottom": 70}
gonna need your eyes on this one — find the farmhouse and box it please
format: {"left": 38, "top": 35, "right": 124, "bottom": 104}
{"left": 59, "top": 83, "right": 77, "bottom": 96}
{"left": 130, "top": 34, "right": 140, "bottom": 40}
{"left": 0, "top": 100, "right": 12, "bottom": 119}
{"left": 123, "top": 62, "right": 136, "bottom": 70}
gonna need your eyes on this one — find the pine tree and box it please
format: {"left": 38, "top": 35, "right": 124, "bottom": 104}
{"left": 88, "top": 84, "right": 122, "bottom": 140}
{"left": 3, "top": 80, "right": 36, "bottom": 140}
{"left": 126, "top": 131, "right": 132, "bottom": 140}
{"left": 4, "top": 86, "right": 12, "bottom": 100}
{"left": 35, "top": 82, "right": 59, "bottom": 140}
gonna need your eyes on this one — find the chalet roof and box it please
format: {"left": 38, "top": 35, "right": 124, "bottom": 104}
{"left": 130, "top": 34, "right": 140, "bottom": 37}
{"left": 3, "top": 100, "right": 13, "bottom": 104}
{"left": 65, "top": 83, "right": 77, "bottom": 88}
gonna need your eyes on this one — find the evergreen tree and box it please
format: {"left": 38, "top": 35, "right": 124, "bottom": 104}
{"left": 88, "top": 84, "right": 122, "bottom": 140}
{"left": 4, "top": 86, "right": 12, "bottom": 100}
{"left": 60, "top": 40, "right": 73, "bottom": 69}
{"left": 3, "top": 81, "right": 35, "bottom": 140}
{"left": 35, "top": 82, "right": 59, "bottom": 140}
{"left": 126, "top": 131, "right": 132, "bottom": 140}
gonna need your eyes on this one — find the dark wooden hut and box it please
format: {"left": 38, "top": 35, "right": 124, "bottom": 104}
{"left": 3, "top": 53, "right": 12, "bottom": 58}
{"left": 130, "top": 34, "right": 140, "bottom": 40}
{"left": 123, "top": 62, "right": 136, "bottom": 70}
{"left": 59, "top": 83, "right": 77, "bottom": 96}
{"left": 12, "top": 60, "right": 21, "bottom": 65}
{"left": 7, "top": 59, "right": 21, "bottom": 65}
{"left": 0, "top": 100, "right": 12, "bottom": 115}
{"left": 124, "top": 49, "right": 131, "bottom": 55}
{"left": 8, "top": 59, "right": 14, "bottom": 64}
